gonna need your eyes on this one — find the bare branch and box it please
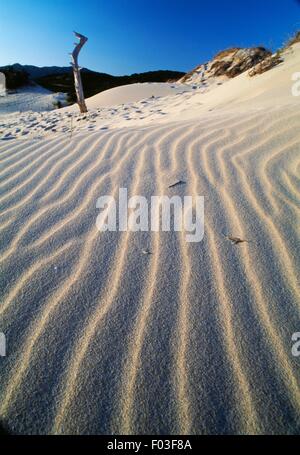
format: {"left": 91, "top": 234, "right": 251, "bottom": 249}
{"left": 71, "top": 31, "right": 88, "bottom": 113}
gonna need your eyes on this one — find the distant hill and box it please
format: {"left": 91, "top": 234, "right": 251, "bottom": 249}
{"left": 0, "top": 63, "right": 76, "bottom": 78}
{"left": 0, "top": 64, "right": 184, "bottom": 102}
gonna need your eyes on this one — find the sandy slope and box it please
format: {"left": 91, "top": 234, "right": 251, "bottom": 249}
{"left": 0, "top": 84, "right": 67, "bottom": 114}
{"left": 84, "top": 82, "right": 194, "bottom": 108}
{"left": 0, "top": 45, "right": 299, "bottom": 435}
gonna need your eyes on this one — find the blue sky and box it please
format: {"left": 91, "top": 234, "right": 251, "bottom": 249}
{"left": 0, "top": 0, "right": 299, "bottom": 75}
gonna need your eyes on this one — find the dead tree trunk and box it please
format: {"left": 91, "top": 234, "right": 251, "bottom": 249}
{"left": 71, "top": 31, "right": 88, "bottom": 113}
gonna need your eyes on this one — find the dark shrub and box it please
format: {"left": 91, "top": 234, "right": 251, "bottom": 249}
{"left": 2, "top": 66, "right": 29, "bottom": 89}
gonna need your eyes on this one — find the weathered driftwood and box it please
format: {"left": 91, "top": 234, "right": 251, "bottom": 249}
{"left": 71, "top": 32, "right": 88, "bottom": 113}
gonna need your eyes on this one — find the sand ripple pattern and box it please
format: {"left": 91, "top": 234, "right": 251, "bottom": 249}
{"left": 0, "top": 106, "right": 299, "bottom": 435}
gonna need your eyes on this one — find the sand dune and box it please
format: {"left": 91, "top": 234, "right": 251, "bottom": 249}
{"left": 0, "top": 45, "right": 299, "bottom": 435}
{"left": 84, "top": 82, "right": 194, "bottom": 109}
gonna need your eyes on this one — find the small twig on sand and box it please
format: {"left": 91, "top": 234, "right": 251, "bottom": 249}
{"left": 224, "top": 235, "right": 249, "bottom": 245}
{"left": 70, "top": 115, "right": 73, "bottom": 140}
{"left": 142, "top": 249, "right": 152, "bottom": 255}
{"left": 168, "top": 180, "right": 186, "bottom": 189}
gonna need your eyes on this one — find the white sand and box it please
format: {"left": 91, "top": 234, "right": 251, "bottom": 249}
{"left": 0, "top": 44, "right": 299, "bottom": 435}
{"left": 84, "top": 82, "right": 194, "bottom": 109}
{"left": 0, "top": 84, "right": 67, "bottom": 115}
